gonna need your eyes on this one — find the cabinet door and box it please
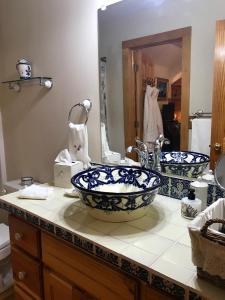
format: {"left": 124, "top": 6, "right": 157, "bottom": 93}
{"left": 44, "top": 269, "right": 73, "bottom": 300}
{"left": 44, "top": 268, "right": 96, "bottom": 300}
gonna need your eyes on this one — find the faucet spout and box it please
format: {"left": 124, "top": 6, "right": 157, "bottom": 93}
{"left": 152, "top": 135, "right": 170, "bottom": 172}
{"left": 126, "top": 140, "right": 149, "bottom": 168}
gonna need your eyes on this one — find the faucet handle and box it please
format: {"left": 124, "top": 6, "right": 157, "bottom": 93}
{"left": 135, "top": 138, "right": 148, "bottom": 151}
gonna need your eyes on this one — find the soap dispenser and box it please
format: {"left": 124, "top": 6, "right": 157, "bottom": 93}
{"left": 181, "top": 189, "right": 202, "bottom": 219}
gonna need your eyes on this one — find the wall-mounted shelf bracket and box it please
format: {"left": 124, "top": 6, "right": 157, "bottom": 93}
{"left": 2, "top": 77, "right": 53, "bottom": 92}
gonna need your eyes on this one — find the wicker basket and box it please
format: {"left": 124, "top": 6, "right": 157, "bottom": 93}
{"left": 188, "top": 198, "right": 225, "bottom": 288}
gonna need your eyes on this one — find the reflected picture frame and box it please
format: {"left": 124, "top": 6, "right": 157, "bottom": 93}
{"left": 156, "top": 77, "right": 169, "bottom": 101}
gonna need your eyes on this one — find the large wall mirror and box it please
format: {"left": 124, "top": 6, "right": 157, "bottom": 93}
{"left": 98, "top": 0, "right": 225, "bottom": 168}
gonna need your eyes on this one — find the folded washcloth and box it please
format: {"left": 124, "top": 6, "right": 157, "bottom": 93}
{"left": 18, "top": 184, "right": 51, "bottom": 200}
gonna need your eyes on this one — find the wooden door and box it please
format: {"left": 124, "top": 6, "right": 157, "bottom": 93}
{"left": 210, "top": 19, "right": 225, "bottom": 168}
{"left": 134, "top": 49, "right": 154, "bottom": 140}
{"left": 44, "top": 269, "right": 73, "bottom": 300}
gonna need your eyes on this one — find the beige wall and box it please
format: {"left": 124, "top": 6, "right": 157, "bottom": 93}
{"left": 0, "top": 0, "right": 101, "bottom": 183}
{"left": 99, "top": 0, "right": 225, "bottom": 154}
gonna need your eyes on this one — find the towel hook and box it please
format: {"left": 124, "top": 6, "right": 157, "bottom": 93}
{"left": 68, "top": 99, "right": 92, "bottom": 124}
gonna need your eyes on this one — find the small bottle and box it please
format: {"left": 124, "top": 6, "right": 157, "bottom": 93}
{"left": 181, "top": 189, "right": 202, "bottom": 219}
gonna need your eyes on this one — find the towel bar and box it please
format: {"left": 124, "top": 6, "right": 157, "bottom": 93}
{"left": 68, "top": 99, "right": 92, "bottom": 124}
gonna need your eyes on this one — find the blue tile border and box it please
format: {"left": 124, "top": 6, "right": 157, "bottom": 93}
{"left": 151, "top": 274, "right": 185, "bottom": 299}
{"left": 189, "top": 290, "right": 202, "bottom": 300}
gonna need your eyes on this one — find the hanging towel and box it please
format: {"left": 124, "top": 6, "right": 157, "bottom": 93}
{"left": 68, "top": 123, "right": 91, "bottom": 169}
{"left": 100, "top": 122, "right": 121, "bottom": 163}
{"left": 191, "top": 118, "right": 211, "bottom": 155}
{"left": 143, "top": 85, "right": 164, "bottom": 150}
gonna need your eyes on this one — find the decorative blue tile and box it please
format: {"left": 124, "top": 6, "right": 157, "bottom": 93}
{"left": 170, "top": 177, "right": 190, "bottom": 200}
{"left": 207, "top": 184, "right": 215, "bottom": 206}
{"left": 215, "top": 185, "right": 225, "bottom": 200}
{"left": 14, "top": 208, "right": 25, "bottom": 218}
{"left": 26, "top": 213, "right": 39, "bottom": 226}
{"left": 121, "top": 259, "right": 149, "bottom": 282}
{"left": 1, "top": 202, "right": 13, "bottom": 212}
{"left": 73, "top": 234, "right": 94, "bottom": 253}
{"left": 55, "top": 227, "right": 73, "bottom": 243}
{"left": 40, "top": 219, "right": 55, "bottom": 233}
{"left": 95, "top": 246, "right": 119, "bottom": 266}
{"left": 189, "top": 290, "right": 202, "bottom": 300}
{"left": 159, "top": 175, "right": 171, "bottom": 197}
{"left": 151, "top": 274, "right": 185, "bottom": 299}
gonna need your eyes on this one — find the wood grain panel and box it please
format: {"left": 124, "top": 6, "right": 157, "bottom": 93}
{"left": 42, "top": 233, "right": 138, "bottom": 300}
{"left": 211, "top": 20, "right": 225, "bottom": 168}
{"left": 9, "top": 214, "right": 41, "bottom": 258}
{"left": 123, "top": 47, "right": 137, "bottom": 160}
{"left": 14, "top": 284, "right": 39, "bottom": 300}
{"left": 180, "top": 28, "right": 191, "bottom": 150}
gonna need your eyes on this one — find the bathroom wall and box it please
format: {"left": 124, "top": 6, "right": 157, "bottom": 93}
{"left": 99, "top": 0, "right": 225, "bottom": 154}
{"left": 0, "top": 0, "right": 101, "bottom": 183}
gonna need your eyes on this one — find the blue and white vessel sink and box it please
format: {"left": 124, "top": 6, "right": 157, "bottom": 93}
{"left": 149, "top": 151, "right": 210, "bottom": 178}
{"left": 71, "top": 165, "right": 161, "bottom": 222}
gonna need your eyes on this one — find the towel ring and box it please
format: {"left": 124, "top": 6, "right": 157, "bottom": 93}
{"left": 68, "top": 99, "right": 92, "bottom": 124}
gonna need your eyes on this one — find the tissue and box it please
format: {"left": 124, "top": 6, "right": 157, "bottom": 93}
{"left": 54, "top": 149, "right": 84, "bottom": 188}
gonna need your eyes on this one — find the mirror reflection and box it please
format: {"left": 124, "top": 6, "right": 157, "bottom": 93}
{"left": 98, "top": 0, "right": 225, "bottom": 169}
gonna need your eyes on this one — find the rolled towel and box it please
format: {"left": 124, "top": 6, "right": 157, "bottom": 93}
{"left": 18, "top": 184, "right": 51, "bottom": 200}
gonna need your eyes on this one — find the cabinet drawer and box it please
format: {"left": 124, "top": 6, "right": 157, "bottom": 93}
{"left": 11, "top": 247, "right": 42, "bottom": 298}
{"left": 9, "top": 215, "right": 41, "bottom": 258}
{"left": 14, "top": 284, "right": 40, "bottom": 300}
{"left": 42, "top": 233, "right": 138, "bottom": 300}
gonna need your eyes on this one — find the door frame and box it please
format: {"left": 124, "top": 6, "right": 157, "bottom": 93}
{"left": 210, "top": 20, "right": 225, "bottom": 168}
{"left": 122, "top": 27, "right": 192, "bottom": 151}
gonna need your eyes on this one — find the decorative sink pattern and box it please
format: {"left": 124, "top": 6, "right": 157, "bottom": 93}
{"left": 71, "top": 165, "right": 161, "bottom": 222}
{"left": 149, "top": 151, "right": 210, "bottom": 178}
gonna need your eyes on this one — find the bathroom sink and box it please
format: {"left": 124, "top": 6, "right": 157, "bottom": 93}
{"left": 149, "top": 151, "right": 209, "bottom": 178}
{"left": 71, "top": 165, "right": 161, "bottom": 222}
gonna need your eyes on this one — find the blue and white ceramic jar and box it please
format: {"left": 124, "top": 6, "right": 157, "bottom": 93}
{"left": 16, "top": 59, "right": 32, "bottom": 79}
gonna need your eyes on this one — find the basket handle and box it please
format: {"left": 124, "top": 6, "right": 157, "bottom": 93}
{"left": 200, "top": 218, "right": 225, "bottom": 245}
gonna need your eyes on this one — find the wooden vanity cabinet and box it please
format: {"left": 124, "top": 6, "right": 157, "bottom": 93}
{"left": 8, "top": 215, "right": 173, "bottom": 300}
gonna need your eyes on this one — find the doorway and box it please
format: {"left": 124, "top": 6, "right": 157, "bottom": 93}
{"left": 122, "top": 27, "right": 191, "bottom": 154}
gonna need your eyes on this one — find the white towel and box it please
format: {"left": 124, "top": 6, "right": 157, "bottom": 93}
{"left": 101, "top": 122, "right": 111, "bottom": 157}
{"left": 143, "top": 86, "right": 164, "bottom": 150}
{"left": 68, "top": 123, "right": 91, "bottom": 169}
{"left": 18, "top": 184, "right": 51, "bottom": 200}
{"left": 191, "top": 118, "right": 211, "bottom": 155}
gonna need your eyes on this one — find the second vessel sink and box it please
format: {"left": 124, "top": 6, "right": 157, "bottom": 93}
{"left": 149, "top": 151, "right": 210, "bottom": 178}
{"left": 71, "top": 165, "right": 161, "bottom": 222}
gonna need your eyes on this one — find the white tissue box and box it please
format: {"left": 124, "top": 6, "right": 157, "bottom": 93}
{"left": 54, "top": 161, "right": 83, "bottom": 188}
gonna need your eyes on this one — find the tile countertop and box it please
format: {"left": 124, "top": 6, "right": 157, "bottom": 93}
{"left": 0, "top": 187, "right": 225, "bottom": 300}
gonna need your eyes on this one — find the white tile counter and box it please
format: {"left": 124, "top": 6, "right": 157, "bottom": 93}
{"left": 0, "top": 187, "right": 225, "bottom": 300}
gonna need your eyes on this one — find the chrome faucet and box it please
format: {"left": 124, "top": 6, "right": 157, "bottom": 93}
{"left": 127, "top": 139, "right": 149, "bottom": 168}
{"left": 151, "top": 134, "right": 170, "bottom": 172}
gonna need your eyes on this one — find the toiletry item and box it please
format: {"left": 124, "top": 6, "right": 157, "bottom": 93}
{"left": 202, "top": 170, "right": 215, "bottom": 183}
{"left": 16, "top": 58, "right": 32, "bottom": 79}
{"left": 190, "top": 176, "right": 208, "bottom": 210}
{"left": 181, "top": 189, "right": 202, "bottom": 219}
{"left": 20, "top": 176, "right": 33, "bottom": 187}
